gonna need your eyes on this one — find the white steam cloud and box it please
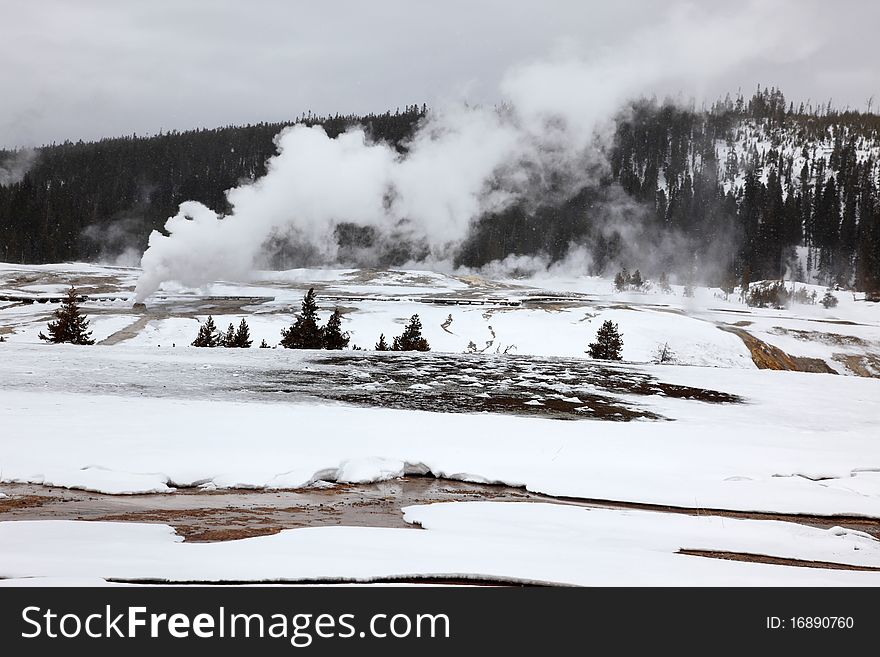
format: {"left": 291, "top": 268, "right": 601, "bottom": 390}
{"left": 134, "top": 1, "right": 814, "bottom": 302}
{"left": 0, "top": 148, "right": 38, "bottom": 186}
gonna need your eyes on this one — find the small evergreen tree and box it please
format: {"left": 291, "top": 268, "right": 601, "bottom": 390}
{"left": 221, "top": 322, "right": 236, "bottom": 347}
{"left": 392, "top": 315, "right": 430, "bottom": 351}
{"left": 821, "top": 289, "right": 839, "bottom": 308}
{"left": 587, "top": 320, "right": 623, "bottom": 360}
{"left": 614, "top": 268, "right": 629, "bottom": 291}
{"left": 322, "top": 309, "right": 350, "bottom": 349}
{"left": 631, "top": 269, "right": 643, "bottom": 289}
{"left": 192, "top": 315, "right": 221, "bottom": 347}
{"left": 39, "top": 287, "right": 95, "bottom": 345}
{"left": 280, "top": 288, "right": 323, "bottom": 349}
{"left": 654, "top": 342, "right": 675, "bottom": 364}
{"left": 231, "top": 318, "right": 252, "bottom": 347}
{"left": 375, "top": 333, "right": 389, "bottom": 351}
{"left": 259, "top": 339, "right": 270, "bottom": 348}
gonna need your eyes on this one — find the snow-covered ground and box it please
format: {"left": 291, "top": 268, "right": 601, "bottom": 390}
{"left": 2, "top": 262, "right": 878, "bottom": 373}
{"left": 3, "top": 504, "right": 880, "bottom": 586}
{"left": 1, "top": 262, "right": 879, "bottom": 585}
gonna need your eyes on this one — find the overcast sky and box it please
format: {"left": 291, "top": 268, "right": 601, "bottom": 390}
{"left": 1, "top": 0, "right": 878, "bottom": 149}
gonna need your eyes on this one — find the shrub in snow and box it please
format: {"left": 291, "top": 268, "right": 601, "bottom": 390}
{"left": 39, "top": 286, "right": 95, "bottom": 345}
{"left": 392, "top": 315, "right": 430, "bottom": 351}
{"left": 653, "top": 342, "right": 675, "bottom": 364}
{"left": 375, "top": 333, "right": 390, "bottom": 351}
{"left": 746, "top": 281, "right": 789, "bottom": 308}
{"left": 791, "top": 287, "right": 817, "bottom": 305}
{"left": 588, "top": 320, "right": 623, "bottom": 361}
{"left": 259, "top": 339, "right": 270, "bottom": 348}
{"left": 821, "top": 290, "right": 839, "bottom": 308}
{"left": 614, "top": 267, "right": 644, "bottom": 292}
{"left": 630, "top": 269, "right": 643, "bottom": 289}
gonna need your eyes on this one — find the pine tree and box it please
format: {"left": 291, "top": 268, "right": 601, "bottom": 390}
{"left": 231, "top": 318, "right": 252, "bottom": 348}
{"left": 392, "top": 315, "right": 430, "bottom": 351}
{"left": 191, "top": 315, "right": 221, "bottom": 347}
{"left": 221, "top": 322, "right": 236, "bottom": 347}
{"left": 280, "top": 288, "right": 323, "bottom": 349}
{"left": 821, "top": 289, "right": 838, "bottom": 308}
{"left": 39, "top": 287, "right": 95, "bottom": 345}
{"left": 654, "top": 342, "right": 675, "bottom": 364}
{"left": 259, "top": 339, "right": 270, "bottom": 348}
{"left": 321, "top": 309, "right": 350, "bottom": 349}
{"left": 631, "top": 269, "right": 643, "bottom": 289}
{"left": 375, "top": 333, "right": 389, "bottom": 351}
{"left": 587, "top": 320, "right": 623, "bottom": 360}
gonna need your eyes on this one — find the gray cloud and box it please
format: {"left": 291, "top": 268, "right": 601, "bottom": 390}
{"left": 1, "top": 0, "right": 877, "bottom": 148}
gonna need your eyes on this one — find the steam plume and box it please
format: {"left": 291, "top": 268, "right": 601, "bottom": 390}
{"left": 0, "top": 148, "right": 38, "bottom": 186}
{"left": 134, "top": 1, "right": 812, "bottom": 302}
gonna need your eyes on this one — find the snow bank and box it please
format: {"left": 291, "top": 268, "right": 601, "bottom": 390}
{"left": 2, "top": 503, "right": 879, "bottom": 585}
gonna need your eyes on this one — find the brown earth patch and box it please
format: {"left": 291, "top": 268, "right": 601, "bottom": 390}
{"left": 719, "top": 326, "right": 836, "bottom": 374}
{"left": 4, "top": 477, "right": 879, "bottom": 545}
{"left": 834, "top": 353, "right": 880, "bottom": 378}
{"left": 679, "top": 549, "right": 880, "bottom": 572}
{"left": 770, "top": 327, "right": 868, "bottom": 347}
{"left": 0, "top": 494, "right": 48, "bottom": 512}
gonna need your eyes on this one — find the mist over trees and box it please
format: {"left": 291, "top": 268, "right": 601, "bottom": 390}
{"left": 2, "top": 89, "right": 879, "bottom": 291}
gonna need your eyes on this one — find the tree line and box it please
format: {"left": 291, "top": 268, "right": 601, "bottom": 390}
{"left": 31, "top": 285, "right": 632, "bottom": 362}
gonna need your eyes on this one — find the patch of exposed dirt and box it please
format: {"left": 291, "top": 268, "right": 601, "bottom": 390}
{"left": 0, "top": 479, "right": 538, "bottom": 542}
{"left": 834, "top": 353, "right": 880, "bottom": 378}
{"left": 569, "top": 495, "right": 880, "bottom": 539}
{"left": 679, "top": 549, "right": 880, "bottom": 572}
{"left": 98, "top": 316, "right": 153, "bottom": 345}
{"left": 719, "top": 326, "right": 837, "bottom": 374}
{"left": 4, "top": 477, "right": 878, "bottom": 547}
{"left": 770, "top": 327, "right": 868, "bottom": 347}
{"left": 0, "top": 494, "right": 48, "bottom": 512}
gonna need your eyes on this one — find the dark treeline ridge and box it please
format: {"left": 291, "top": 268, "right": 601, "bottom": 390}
{"left": 2, "top": 87, "right": 879, "bottom": 291}
{"left": 0, "top": 106, "right": 426, "bottom": 264}
{"left": 461, "top": 87, "right": 880, "bottom": 291}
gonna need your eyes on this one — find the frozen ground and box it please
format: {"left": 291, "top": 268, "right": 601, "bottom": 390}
{"left": 1, "top": 262, "right": 879, "bottom": 585}
{"left": 2, "top": 504, "right": 880, "bottom": 586}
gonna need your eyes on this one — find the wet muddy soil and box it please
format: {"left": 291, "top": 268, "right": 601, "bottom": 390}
{"left": 262, "top": 352, "right": 742, "bottom": 421}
